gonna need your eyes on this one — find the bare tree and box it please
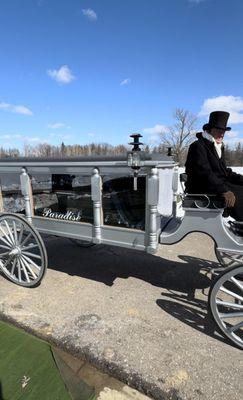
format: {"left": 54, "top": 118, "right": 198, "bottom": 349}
{"left": 160, "top": 108, "right": 198, "bottom": 165}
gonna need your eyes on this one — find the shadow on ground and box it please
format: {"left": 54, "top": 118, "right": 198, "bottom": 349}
{"left": 45, "top": 236, "right": 217, "bottom": 290}
{"left": 40, "top": 236, "right": 232, "bottom": 347}
{"left": 1, "top": 234, "right": 228, "bottom": 348}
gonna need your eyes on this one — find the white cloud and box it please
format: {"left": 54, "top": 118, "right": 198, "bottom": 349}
{"left": 225, "top": 130, "right": 239, "bottom": 139}
{"left": 0, "top": 134, "right": 22, "bottom": 140}
{"left": 49, "top": 133, "right": 72, "bottom": 140}
{"left": 26, "top": 137, "right": 43, "bottom": 143}
{"left": 120, "top": 78, "right": 131, "bottom": 86}
{"left": 47, "top": 65, "right": 75, "bottom": 84}
{"left": 188, "top": 0, "right": 205, "bottom": 4}
{"left": 143, "top": 124, "right": 169, "bottom": 145}
{"left": 48, "top": 122, "right": 66, "bottom": 129}
{"left": 224, "top": 130, "right": 243, "bottom": 146}
{"left": 82, "top": 8, "right": 97, "bottom": 21}
{"left": 0, "top": 102, "right": 33, "bottom": 115}
{"left": 88, "top": 133, "right": 95, "bottom": 137}
{"left": 199, "top": 96, "right": 243, "bottom": 124}
{"left": 0, "top": 134, "right": 48, "bottom": 143}
{"left": 143, "top": 124, "right": 169, "bottom": 135}
{"left": 224, "top": 138, "right": 243, "bottom": 147}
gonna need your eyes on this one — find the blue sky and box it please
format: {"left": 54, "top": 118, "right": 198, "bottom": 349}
{"left": 1, "top": 0, "right": 243, "bottom": 150}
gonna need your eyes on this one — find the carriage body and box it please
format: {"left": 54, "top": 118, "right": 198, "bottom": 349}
{"left": 0, "top": 154, "right": 242, "bottom": 349}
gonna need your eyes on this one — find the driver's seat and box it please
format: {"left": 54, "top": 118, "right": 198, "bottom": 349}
{"left": 179, "top": 173, "right": 226, "bottom": 210}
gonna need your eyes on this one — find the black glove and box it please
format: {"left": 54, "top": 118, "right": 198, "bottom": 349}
{"left": 222, "top": 191, "right": 236, "bottom": 208}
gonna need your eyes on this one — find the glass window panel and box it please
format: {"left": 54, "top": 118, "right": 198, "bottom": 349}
{"left": 102, "top": 175, "right": 145, "bottom": 230}
{"left": 32, "top": 174, "right": 93, "bottom": 224}
{"left": 0, "top": 173, "right": 24, "bottom": 213}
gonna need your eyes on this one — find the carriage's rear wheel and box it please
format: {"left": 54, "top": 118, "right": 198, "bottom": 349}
{"left": 0, "top": 213, "right": 47, "bottom": 287}
{"left": 209, "top": 265, "right": 243, "bottom": 349}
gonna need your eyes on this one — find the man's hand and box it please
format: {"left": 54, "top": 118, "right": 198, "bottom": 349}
{"left": 222, "top": 191, "right": 236, "bottom": 208}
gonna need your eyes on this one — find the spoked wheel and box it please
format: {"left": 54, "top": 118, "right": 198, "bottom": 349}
{"left": 0, "top": 213, "right": 47, "bottom": 287}
{"left": 69, "top": 238, "right": 96, "bottom": 248}
{"left": 209, "top": 265, "right": 243, "bottom": 349}
{"left": 215, "top": 247, "right": 243, "bottom": 268}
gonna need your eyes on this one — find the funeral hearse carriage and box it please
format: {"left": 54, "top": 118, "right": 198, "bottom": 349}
{"left": 0, "top": 134, "right": 242, "bottom": 349}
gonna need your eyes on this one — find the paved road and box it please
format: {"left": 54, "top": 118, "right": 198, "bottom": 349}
{"left": 0, "top": 233, "right": 242, "bottom": 400}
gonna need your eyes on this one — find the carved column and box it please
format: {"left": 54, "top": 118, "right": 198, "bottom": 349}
{"left": 91, "top": 168, "right": 102, "bottom": 243}
{"left": 147, "top": 167, "right": 159, "bottom": 254}
{"left": 0, "top": 181, "right": 3, "bottom": 213}
{"left": 172, "top": 165, "right": 179, "bottom": 217}
{"left": 20, "top": 167, "right": 34, "bottom": 223}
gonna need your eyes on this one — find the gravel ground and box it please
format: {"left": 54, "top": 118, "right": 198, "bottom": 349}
{"left": 0, "top": 233, "right": 242, "bottom": 400}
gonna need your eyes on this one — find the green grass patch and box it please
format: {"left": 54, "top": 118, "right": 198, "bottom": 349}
{"left": 0, "top": 321, "right": 95, "bottom": 400}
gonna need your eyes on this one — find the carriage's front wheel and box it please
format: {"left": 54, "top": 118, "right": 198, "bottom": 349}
{"left": 209, "top": 264, "right": 243, "bottom": 349}
{"left": 0, "top": 213, "right": 47, "bottom": 287}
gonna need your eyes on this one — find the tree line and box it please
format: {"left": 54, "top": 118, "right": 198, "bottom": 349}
{"left": 0, "top": 108, "right": 242, "bottom": 165}
{"left": 0, "top": 142, "right": 129, "bottom": 158}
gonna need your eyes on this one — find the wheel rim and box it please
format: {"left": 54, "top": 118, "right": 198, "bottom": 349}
{"left": 215, "top": 247, "right": 243, "bottom": 268}
{"left": 0, "top": 214, "right": 47, "bottom": 287}
{"left": 209, "top": 265, "right": 243, "bottom": 349}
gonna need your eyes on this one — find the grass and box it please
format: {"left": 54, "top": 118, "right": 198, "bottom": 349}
{"left": 0, "top": 321, "right": 95, "bottom": 400}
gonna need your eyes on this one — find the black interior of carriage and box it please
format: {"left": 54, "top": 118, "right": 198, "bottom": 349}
{"left": 33, "top": 174, "right": 146, "bottom": 229}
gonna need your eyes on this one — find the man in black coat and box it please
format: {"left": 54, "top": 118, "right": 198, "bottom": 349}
{"left": 185, "top": 111, "right": 243, "bottom": 221}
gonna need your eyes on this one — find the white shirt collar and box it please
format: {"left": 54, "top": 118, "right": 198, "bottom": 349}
{"left": 202, "top": 131, "right": 223, "bottom": 158}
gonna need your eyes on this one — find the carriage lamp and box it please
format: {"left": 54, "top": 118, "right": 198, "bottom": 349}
{"left": 167, "top": 147, "right": 173, "bottom": 157}
{"left": 127, "top": 133, "right": 145, "bottom": 191}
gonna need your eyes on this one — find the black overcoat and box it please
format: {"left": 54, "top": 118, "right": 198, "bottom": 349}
{"left": 185, "top": 132, "right": 243, "bottom": 194}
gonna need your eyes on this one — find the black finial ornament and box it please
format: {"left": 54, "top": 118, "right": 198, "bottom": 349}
{"left": 167, "top": 147, "right": 173, "bottom": 157}
{"left": 129, "top": 133, "right": 143, "bottom": 151}
{"left": 127, "top": 133, "right": 144, "bottom": 191}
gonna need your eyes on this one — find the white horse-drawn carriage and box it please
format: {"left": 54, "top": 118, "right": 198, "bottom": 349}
{"left": 0, "top": 135, "right": 242, "bottom": 349}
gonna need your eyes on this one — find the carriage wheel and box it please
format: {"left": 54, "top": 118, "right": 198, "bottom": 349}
{"left": 215, "top": 246, "right": 243, "bottom": 268}
{"left": 209, "top": 265, "right": 243, "bottom": 349}
{"left": 0, "top": 213, "right": 47, "bottom": 287}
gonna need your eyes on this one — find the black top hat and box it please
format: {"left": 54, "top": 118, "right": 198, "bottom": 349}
{"left": 202, "top": 111, "right": 231, "bottom": 131}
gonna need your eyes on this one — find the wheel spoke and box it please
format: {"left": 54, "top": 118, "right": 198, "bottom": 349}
{"left": 18, "top": 224, "right": 24, "bottom": 245}
{"left": 3, "top": 220, "right": 15, "bottom": 245}
{"left": 219, "top": 311, "right": 243, "bottom": 319}
{"left": 20, "top": 232, "right": 32, "bottom": 247}
{"left": 17, "top": 259, "right": 22, "bottom": 282}
{"left": 0, "top": 244, "right": 12, "bottom": 250}
{"left": 21, "top": 244, "right": 39, "bottom": 251}
{"left": 20, "top": 256, "right": 38, "bottom": 279}
{"left": 216, "top": 299, "right": 243, "bottom": 309}
{"left": 10, "top": 258, "right": 17, "bottom": 275}
{"left": 0, "top": 215, "right": 47, "bottom": 287}
{"left": 12, "top": 221, "right": 18, "bottom": 244}
{"left": 19, "top": 258, "right": 30, "bottom": 282}
{"left": 0, "top": 227, "right": 13, "bottom": 247}
{"left": 220, "top": 286, "right": 243, "bottom": 302}
{"left": 21, "top": 254, "right": 41, "bottom": 270}
{"left": 3, "top": 257, "right": 12, "bottom": 269}
{"left": 22, "top": 251, "right": 41, "bottom": 260}
{"left": 210, "top": 265, "right": 243, "bottom": 349}
{"left": 0, "top": 251, "right": 10, "bottom": 258}
{"left": 229, "top": 321, "right": 243, "bottom": 333}
{"left": 230, "top": 276, "right": 243, "bottom": 292}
